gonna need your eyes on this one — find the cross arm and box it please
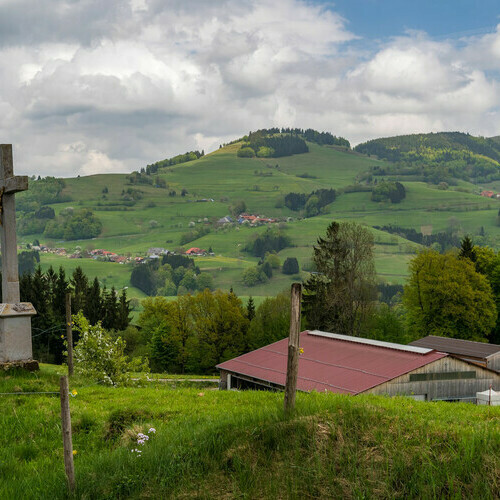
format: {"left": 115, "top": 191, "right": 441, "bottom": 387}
{"left": 0, "top": 175, "right": 29, "bottom": 194}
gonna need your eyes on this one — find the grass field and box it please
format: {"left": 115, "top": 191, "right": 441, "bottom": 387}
{"left": 1, "top": 366, "right": 498, "bottom": 499}
{"left": 19, "top": 139, "right": 500, "bottom": 299}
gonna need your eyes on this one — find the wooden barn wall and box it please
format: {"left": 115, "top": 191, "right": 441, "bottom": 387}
{"left": 488, "top": 353, "right": 500, "bottom": 372}
{"left": 367, "top": 357, "right": 500, "bottom": 400}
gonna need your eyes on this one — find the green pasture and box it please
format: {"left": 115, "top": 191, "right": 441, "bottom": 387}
{"left": 19, "top": 140, "right": 500, "bottom": 298}
{"left": 0, "top": 366, "right": 498, "bottom": 499}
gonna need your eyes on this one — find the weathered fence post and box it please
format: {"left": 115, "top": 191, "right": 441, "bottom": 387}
{"left": 284, "top": 282, "right": 302, "bottom": 413}
{"left": 66, "top": 293, "right": 74, "bottom": 377}
{"left": 60, "top": 375, "right": 75, "bottom": 491}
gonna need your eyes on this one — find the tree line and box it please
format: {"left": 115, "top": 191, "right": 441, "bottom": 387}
{"left": 244, "top": 228, "right": 292, "bottom": 257}
{"left": 373, "top": 224, "right": 461, "bottom": 250}
{"left": 139, "top": 290, "right": 292, "bottom": 374}
{"left": 130, "top": 254, "right": 214, "bottom": 296}
{"left": 12, "top": 266, "right": 132, "bottom": 364}
{"left": 284, "top": 188, "right": 336, "bottom": 214}
{"left": 146, "top": 150, "right": 204, "bottom": 173}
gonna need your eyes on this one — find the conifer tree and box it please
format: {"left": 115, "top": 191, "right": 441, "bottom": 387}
{"left": 459, "top": 236, "right": 477, "bottom": 262}
{"left": 71, "top": 266, "right": 88, "bottom": 314}
{"left": 246, "top": 296, "right": 255, "bottom": 321}
{"left": 303, "top": 222, "right": 376, "bottom": 335}
{"left": 53, "top": 267, "right": 68, "bottom": 325}
{"left": 117, "top": 289, "right": 132, "bottom": 330}
{"left": 84, "top": 277, "right": 102, "bottom": 325}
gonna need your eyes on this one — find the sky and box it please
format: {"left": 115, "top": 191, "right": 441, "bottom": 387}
{"left": 0, "top": 0, "right": 499, "bottom": 177}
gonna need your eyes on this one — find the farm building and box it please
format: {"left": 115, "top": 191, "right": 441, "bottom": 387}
{"left": 409, "top": 336, "right": 500, "bottom": 372}
{"left": 217, "top": 331, "right": 500, "bottom": 402}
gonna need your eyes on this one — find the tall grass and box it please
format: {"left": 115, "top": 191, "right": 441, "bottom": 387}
{"left": 1, "top": 367, "right": 498, "bottom": 499}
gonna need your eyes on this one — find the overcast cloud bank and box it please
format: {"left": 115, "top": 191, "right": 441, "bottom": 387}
{"left": 0, "top": 0, "right": 499, "bottom": 176}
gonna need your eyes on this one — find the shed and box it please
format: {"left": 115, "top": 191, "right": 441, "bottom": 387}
{"left": 217, "top": 331, "right": 500, "bottom": 402}
{"left": 409, "top": 336, "right": 500, "bottom": 372}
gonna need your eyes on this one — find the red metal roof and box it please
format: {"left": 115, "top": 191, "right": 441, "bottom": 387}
{"left": 217, "top": 331, "right": 447, "bottom": 395}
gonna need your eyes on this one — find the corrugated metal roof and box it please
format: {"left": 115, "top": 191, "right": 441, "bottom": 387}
{"left": 410, "top": 336, "right": 500, "bottom": 360}
{"left": 217, "top": 331, "right": 447, "bottom": 395}
{"left": 309, "top": 330, "right": 433, "bottom": 354}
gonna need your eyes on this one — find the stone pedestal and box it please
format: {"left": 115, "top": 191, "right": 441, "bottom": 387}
{"left": 0, "top": 303, "right": 37, "bottom": 366}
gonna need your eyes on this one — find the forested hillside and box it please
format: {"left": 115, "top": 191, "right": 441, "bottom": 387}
{"left": 355, "top": 132, "right": 500, "bottom": 184}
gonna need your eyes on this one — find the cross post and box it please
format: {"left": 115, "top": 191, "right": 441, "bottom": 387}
{"left": 0, "top": 144, "right": 37, "bottom": 368}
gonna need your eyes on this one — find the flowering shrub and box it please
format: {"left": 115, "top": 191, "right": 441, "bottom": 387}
{"left": 72, "top": 313, "right": 148, "bottom": 386}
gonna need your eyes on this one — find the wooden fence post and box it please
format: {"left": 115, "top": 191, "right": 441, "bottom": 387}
{"left": 66, "top": 293, "right": 74, "bottom": 377}
{"left": 284, "top": 282, "right": 302, "bottom": 413}
{"left": 60, "top": 376, "right": 75, "bottom": 491}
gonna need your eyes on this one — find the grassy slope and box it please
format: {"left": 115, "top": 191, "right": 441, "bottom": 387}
{"left": 20, "top": 140, "right": 500, "bottom": 298}
{"left": 1, "top": 366, "right": 498, "bottom": 499}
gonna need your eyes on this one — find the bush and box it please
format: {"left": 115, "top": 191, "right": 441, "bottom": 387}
{"left": 371, "top": 181, "right": 406, "bottom": 203}
{"left": 72, "top": 313, "right": 148, "bottom": 386}
{"left": 256, "top": 146, "right": 275, "bottom": 158}
{"left": 237, "top": 147, "right": 256, "bottom": 158}
{"left": 282, "top": 257, "right": 299, "bottom": 275}
{"left": 242, "top": 267, "right": 267, "bottom": 286}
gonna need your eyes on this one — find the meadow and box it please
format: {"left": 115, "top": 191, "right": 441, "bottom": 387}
{"left": 1, "top": 365, "right": 499, "bottom": 499}
{"left": 19, "top": 139, "right": 500, "bottom": 300}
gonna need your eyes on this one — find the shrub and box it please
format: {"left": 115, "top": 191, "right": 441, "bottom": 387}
{"left": 242, "top": 267, "right": 268, "bottom": 287}
{"left": 237, "top": 147, "right": 256, "bottom": 158}
{"left": 256, "top": 146, "right": 275, "bottom": 158}
{"left": 72, "top": 313, "right": 148, "bottom": 386}
{"left": 282, "top": 257, "right": 299, "bottom": 275}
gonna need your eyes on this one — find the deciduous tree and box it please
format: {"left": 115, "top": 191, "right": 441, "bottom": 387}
{"left": 403, "top": 250, "right": 496, "bottom": 341}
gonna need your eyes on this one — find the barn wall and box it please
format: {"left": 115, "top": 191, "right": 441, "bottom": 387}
{"left": 367, "top": 357, "right": 500, "bottom": 401}
{"left": 219, "top": 370, "right": 228, "bottom": 390}
{"left": 487, "top": 353, "right": 500, "bottom": 372}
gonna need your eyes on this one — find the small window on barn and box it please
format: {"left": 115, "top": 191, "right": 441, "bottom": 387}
{"left": 409, "top": 371, "right": 476, "bottom": 382}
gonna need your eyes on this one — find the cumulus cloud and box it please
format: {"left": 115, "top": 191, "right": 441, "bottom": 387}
{"left": 0, "top": 0, "right": 499, "bottom": 177}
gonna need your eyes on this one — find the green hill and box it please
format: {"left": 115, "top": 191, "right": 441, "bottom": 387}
{"left": 17, "top": 130, "right": 500, "bottom": 301}
{"left": 1, "top": 365, "right": 498, "bottom": 499}
{"left": 354, "top": 131, "right": 500, "bottom": 184}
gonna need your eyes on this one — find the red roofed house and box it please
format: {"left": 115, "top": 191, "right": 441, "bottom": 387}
{"left": 217, "top": 331, "right": 500, "bottom": 402}
{"left": 185, "top": 247, "right": 206, "bottom": 256}
{"left": 480, "top": 190, "right": 495, "bottom": 198}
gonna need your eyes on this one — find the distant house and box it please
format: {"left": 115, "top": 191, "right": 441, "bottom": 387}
{"left": 185, "top": 247, "right": 206, "bottom": 256}
{"left": 237, "top": 213, "right": 276, "bottom": 225}
{"left": 217, "top": 331, "right": 500, "bottom": 402}
{"left": 480, "top": 190, "right": 495, "bottom": 198}
{"left": 217, "top": 216, "right": 233, "bottom": 225}
{"left": 148, "top": 247, "right": 169, "bottom": 256}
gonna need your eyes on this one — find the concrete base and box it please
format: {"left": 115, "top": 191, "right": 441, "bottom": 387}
{"left": 0, "top": 302, "right": 36, "bottom": 363}
{"left": 0, "top": 359, "right": 39, "bottom": 372}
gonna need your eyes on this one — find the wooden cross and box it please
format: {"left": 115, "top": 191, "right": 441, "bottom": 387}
{"left": 0, "top": 145, "right": 29, "bottom": 304}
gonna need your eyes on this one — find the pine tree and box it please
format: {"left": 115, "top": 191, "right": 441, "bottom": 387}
{"left": 102, "top": 286, "right": 119, "bottom": 330}
{"left": 246, "top": 296, "right": 255, "bottom": 321}
{"left": 459, "top": 236, "right": 477, "bottom": 262}
{"left": 117, "top": 289, "right": 132, "bottom": 330}
{"left": 303, "top": 222, "right": 376, "bottom": 335}
{"left": 53, "top": 267, "right": 69, "bottom": 326}
{"left": 71, "top": 266, "right": 88, "bottom": 314}
{"left": 84, "top": 277, "right": 102, "bottom": 325}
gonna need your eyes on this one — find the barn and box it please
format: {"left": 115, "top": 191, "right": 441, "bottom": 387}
{"left": 217, "top": 331, "right": 500, "bottom": 402}
{"left": 409, "top": 336, "right": 500, "bottom": 372}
